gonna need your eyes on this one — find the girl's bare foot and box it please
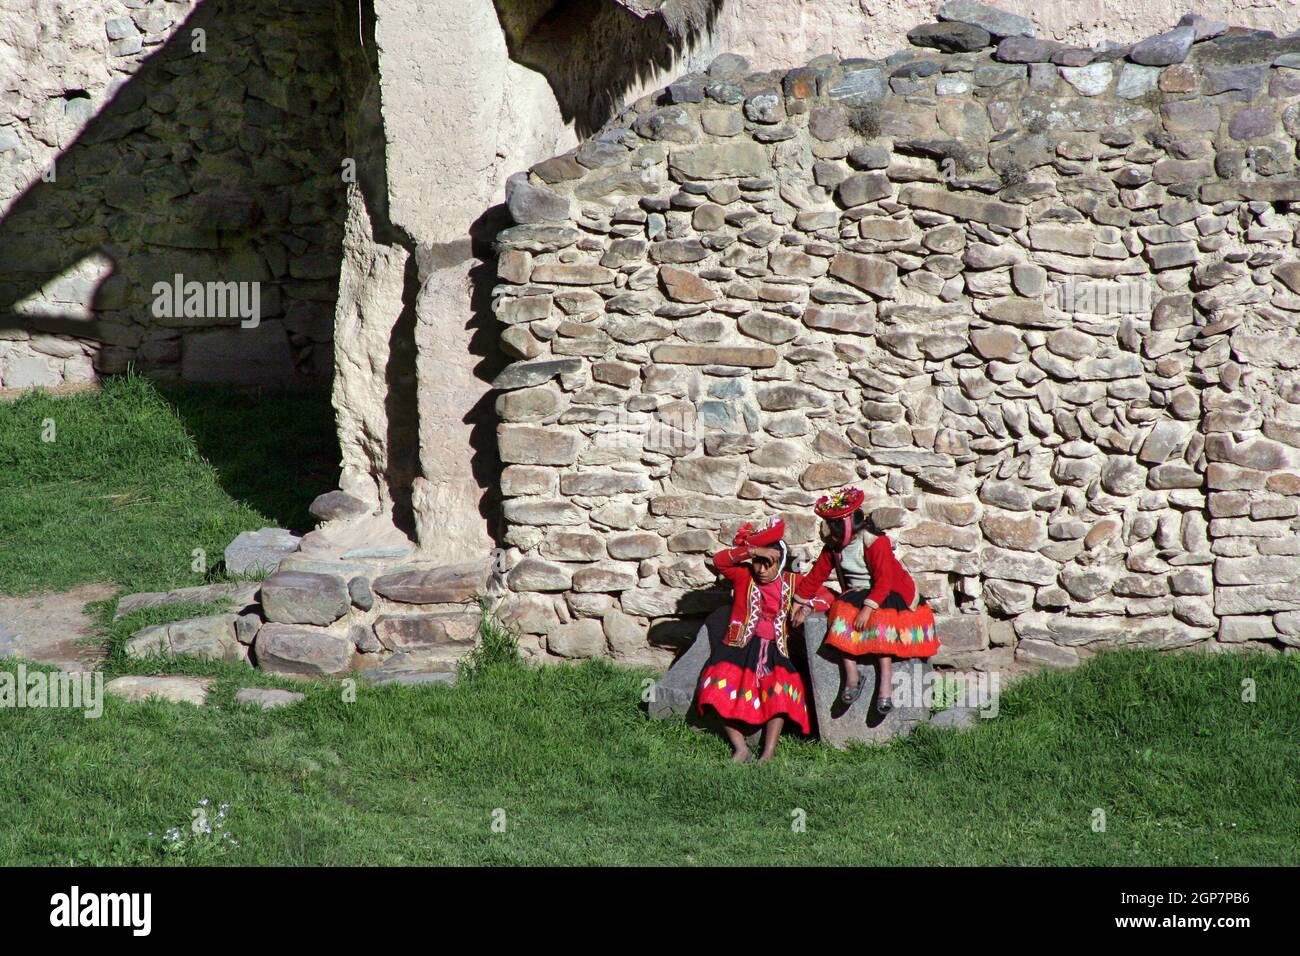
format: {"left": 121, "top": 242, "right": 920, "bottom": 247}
{"left": 758, "top": 716, "right": 784, "bottom": 762}
{"left": 723, "top": 724, "right": 750, "bottom": 762}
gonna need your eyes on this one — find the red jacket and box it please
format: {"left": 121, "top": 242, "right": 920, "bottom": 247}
{"left": 794, "top": 533, "right": 917, "bottom": 608}
{"left": 711, "top": 546, "right": 834, "bottom": 655}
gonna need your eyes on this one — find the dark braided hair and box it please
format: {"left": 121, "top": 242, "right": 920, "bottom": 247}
{"left": 825, "top": 508, "right": 873, "bottom": 549}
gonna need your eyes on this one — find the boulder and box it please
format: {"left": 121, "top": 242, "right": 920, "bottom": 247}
{"left": 505, "top": 172, "right": 570, "bottom": 223}
{"left": 802, "top": 613, "right": 932, "bottom": 749}
{"left": 308, "top": 490, "right": 371, "bottom": 522}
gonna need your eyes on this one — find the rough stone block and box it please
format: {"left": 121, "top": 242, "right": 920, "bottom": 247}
{"left": 260, "top": 570, "right": 349, "bottom": 626}
{"left": 254, "top": 624, "right": 353, "bottom": 677}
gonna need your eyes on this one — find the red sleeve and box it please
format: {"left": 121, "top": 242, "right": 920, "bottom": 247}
{"left": 795, "top": 580, "right": 836, "bottom": 612}
{"left": 866, "top": 535, "right": 915, "bottom": 607}
{"left": 710, "top": 546, "right": 751, "bottom": 586}
{"left": 795, "top": 547, "right": 835, "bottom": 601}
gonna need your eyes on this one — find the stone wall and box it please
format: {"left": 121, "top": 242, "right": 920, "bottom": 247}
{"left": 0, "top": 0, "right": 346, "bottom": 388}
{"left": 336, "top": 0, "right": 1298, "bottom": 569}
{"left": 490, "top": 14, "right": 1300, "bottom": 670}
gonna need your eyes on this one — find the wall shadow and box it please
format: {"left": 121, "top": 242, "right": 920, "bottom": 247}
{"left": 465, "top": 203, "right": 518, "bottom": 544}
{"left": 493, "top": 0, "right": 722, "bottom": 139}
{"left": 0, "top": 0, "right": 348, "bottom": 389}
{"left": 160, "top": 382, "right": 342, "bottom": 533}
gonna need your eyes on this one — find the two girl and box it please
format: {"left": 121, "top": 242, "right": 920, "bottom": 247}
{"left": 696, "top": 489, "right": 939, "bottom": 759}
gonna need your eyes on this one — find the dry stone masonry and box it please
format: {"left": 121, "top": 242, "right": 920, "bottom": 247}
{"left": 491, "top": 8, "right": 1300, "bottom": 672}
{"left": 117, "top": 492, "right": 499, "bottom": 685}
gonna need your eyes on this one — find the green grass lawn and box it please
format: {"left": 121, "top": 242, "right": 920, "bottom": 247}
{"left": 0, "top": 377, "right": 1297, "bottom": 866}
{"left": 1, "top": 635, "right": 1296, "bottom": 865}
{"left": 0, "top": 374, "right": 338, "bottom": 595}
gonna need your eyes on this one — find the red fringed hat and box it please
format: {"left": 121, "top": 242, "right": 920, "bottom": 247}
{"left": 733, "top": 516, "right": 785, "bottom": 547}
{"left": 814, "top": 486, "right": 865, "bottom": 520}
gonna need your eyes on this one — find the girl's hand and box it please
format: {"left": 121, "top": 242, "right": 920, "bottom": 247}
{"left": 750, "top": 546, "right": 779, "bottom": 563}
{"left": 853, "top": 605, "right": 873, "bottom": 631}
{"left": 791, "top": 604, "right": 810, "bottom": 627}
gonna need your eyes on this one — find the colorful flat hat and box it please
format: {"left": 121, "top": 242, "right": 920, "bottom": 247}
{"left": 814, "top": 486, "right": 865, "bottom": 520}
{"left": 733, "top": 516, "right": 785, "bottom": 547}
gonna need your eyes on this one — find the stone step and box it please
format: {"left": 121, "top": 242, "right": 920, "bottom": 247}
{"left": 371, "top": 562, "right": 490, "bottom": 605}
{"left": 114, "top": 582, "right": 260, "bottom": 621}
{"left": 254, "top": 623, "right": 353, "bottom": 677}
{"left": 260, "top": 570, "right": 350, "bottom": 626}
{"left": 223, "top": 528, "right": 301, "bottom": 576}
{"left": 125, "top": 613, "right": 250, "bottom": 665}
{"left": 372, "top": 611, "right": 480, "bottom": 658}
{"left": 295, "top": 512, "right": 414, "bottom": 561}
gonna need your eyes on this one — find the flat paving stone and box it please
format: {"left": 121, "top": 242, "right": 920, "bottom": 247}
{"left": 105, "top": 675, "right": 214, "bottom": 706}
{"left": 224, "top": 527, "right": 301, "bottom": 576}
{"left": 358, "top": 652, "right": 459, "bottom": 688}
{"left": 0, "top": 583, "right": 114, "bottom": 671}
{"left": 113, "top": 582, "right": 260, "bottom": 621}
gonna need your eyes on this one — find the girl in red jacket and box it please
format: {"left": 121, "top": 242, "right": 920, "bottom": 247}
{"left": 791, "top": 487, "right": 939, "bottom": 713}
{"left": 697, "top": 517, "right": 832, "bottom": 762}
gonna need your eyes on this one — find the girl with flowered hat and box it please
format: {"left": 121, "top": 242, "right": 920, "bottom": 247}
{"left": 697, "top": 516, "right": 833, "bottom": 762}
{"left": 791, "top": 486, "right": 939, "bottom": 713}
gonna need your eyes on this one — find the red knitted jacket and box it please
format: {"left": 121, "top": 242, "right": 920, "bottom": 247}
{"left": 712, "top": 545, "right": 834, "bottom": 650}
{"left": 794, "top": 533, "right": 916, "bottom": 608}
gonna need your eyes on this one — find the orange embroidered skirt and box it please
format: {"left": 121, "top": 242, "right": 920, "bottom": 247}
{"left": 825, "top": 590, "right": 939, "bottom": 658}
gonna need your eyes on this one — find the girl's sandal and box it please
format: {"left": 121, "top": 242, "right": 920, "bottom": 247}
{"left": 876, "top": 695, "right": 894, "bottom": 714}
